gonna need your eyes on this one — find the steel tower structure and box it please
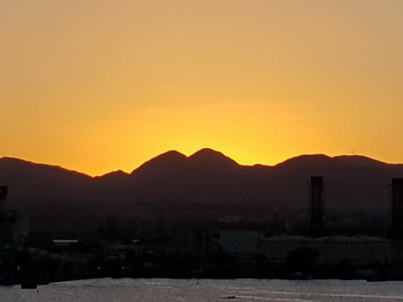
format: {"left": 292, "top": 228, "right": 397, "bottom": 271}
{"left": 391, "top": 178, "right": 403, "bottom": 237}
{"left": 309, "top": 176, "right": 325, "bottom": 237}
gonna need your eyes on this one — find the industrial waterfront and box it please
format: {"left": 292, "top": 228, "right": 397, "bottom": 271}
{"left": 1, "top": 175, "right": 403, "bottom": 288}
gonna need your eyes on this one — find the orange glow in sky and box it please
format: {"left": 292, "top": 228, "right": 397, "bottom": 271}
{"left": 2, "top": 1, "right": 403, "bottom": 176}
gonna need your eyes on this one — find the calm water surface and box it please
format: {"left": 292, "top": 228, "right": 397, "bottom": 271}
{"left": 1, "top": 278, "right": 403, "bottom": 301}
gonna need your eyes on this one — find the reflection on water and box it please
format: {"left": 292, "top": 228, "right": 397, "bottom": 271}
{"left": 1, "top": 278, "right": 403, "bottom": 302}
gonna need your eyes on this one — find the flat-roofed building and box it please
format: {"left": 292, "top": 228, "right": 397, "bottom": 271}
{"left": 259, "top": 236, "right": 393, "bottom": 266}
{"left": 217, "top": 231, "right": 264, "bottom": 260}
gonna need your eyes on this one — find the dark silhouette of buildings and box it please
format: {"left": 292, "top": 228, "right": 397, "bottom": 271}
{"left": 0, "top": 186, "right": 15, "bottom": 242}
{"left": 391, "top": 178, "right": 403, "bottom": 237}
{"left": 309, "top": 176, "right": 325, "bottom": 237}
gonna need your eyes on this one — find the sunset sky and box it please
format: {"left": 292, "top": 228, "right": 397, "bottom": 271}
{"left": 2, "top": 1, "right": 403, "bottom": 176}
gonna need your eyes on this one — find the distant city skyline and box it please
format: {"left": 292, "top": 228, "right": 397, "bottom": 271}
{"left": 2, "top": 1, "right": 403, "bottom": 176}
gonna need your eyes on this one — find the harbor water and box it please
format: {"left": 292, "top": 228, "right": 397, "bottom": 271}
{"left": 1, "top": 278, "right": 403, "bottom": 301}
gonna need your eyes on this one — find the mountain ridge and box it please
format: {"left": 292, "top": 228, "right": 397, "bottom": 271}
{"left": 2, "top": 151, "right": 401, "bottom": 178}
{"left": 1, "top": 150, "right": 403, "bottom": 234}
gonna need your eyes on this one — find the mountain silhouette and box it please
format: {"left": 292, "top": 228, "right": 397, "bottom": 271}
{"left": 187, "top": 148, "right": 239, "bottom": 170}
{"left": 1, "top": 150, "right": 403, "bottom": 235}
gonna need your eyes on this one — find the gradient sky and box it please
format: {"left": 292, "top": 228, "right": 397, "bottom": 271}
{"left": 2, "top": 0, "right": 403, "bottom": 176}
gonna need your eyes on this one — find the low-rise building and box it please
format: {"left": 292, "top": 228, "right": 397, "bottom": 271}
{"left": 217, "top": 231, "right": 264, "bottom": 260}
{"left": 259, "top": 236, "right": 393, "bottom": 266}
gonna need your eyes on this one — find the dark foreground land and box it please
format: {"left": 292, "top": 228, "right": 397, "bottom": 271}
{"left": 2, "top": 234, "right": 403, "bottom": 289}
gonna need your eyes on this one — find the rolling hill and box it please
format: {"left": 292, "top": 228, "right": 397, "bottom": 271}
{"left": 1, "top": 149, "right": 402, "bottom": 235}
